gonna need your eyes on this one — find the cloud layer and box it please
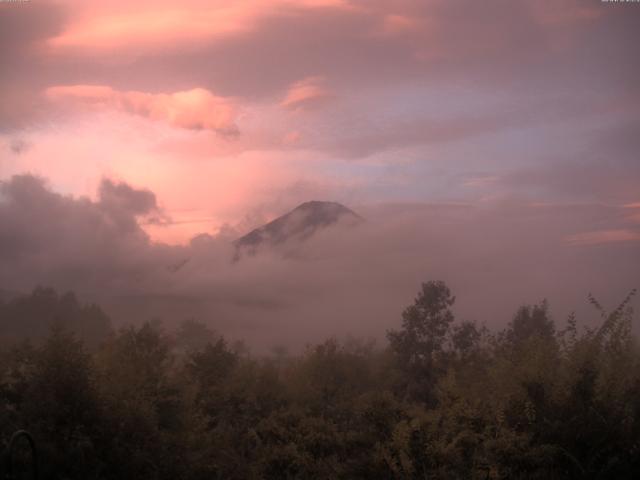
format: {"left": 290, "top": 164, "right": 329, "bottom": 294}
{"left": 46, "top": 85, "right": 239, "bottom": 135}
{"left": 1, "top": 175, "right": 637, "bottom": 351}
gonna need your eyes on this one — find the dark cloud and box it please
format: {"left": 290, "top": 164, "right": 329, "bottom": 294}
{"left": 8, "top": 138, "right": 31, "bottom": 155}
{"left": 99, "top": 178, "right": 157, "bottom": 215}
{"left": 0, "top": 175, "right": 179, "bottom": 292}
{"left": 0, "top": 1, "right": 65, "bottom": 50}
{"left": 98, "top": 178, "right": 162, "bottom": 233}
{"left": 499, "top": 115, "right": 640, "bottom": 204}
{"left": 0, "top": 1, "right": 67, "bottom": 130}
{"left": 503, "top": 159, "right": 640, "bottom": 205}
{"left": 303, "top": 92, "right": 611, "bottom": 158}
{"left": 4, "top": 1, "right": 637, "bottom": 101}
{"left": 83, "top": 1, "right": 639, "bottom": 100}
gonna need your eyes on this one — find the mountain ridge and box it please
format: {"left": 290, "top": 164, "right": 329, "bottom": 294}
{"left": 233, "top": 200, "right": 362, "bottom": 258}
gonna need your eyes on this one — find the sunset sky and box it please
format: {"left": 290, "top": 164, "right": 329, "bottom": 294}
{"left": 2, "top": 0, "right": 638, "bottom": 242}
{"left": 1, "top": 0, "right": 639, "bottom": 344}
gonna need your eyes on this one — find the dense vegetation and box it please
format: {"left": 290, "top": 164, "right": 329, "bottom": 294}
{"left": 0, "top": 282, "right": 638, "bottom": 479}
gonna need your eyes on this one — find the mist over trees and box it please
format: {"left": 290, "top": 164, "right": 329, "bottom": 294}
{"left": 0, "top": 281, "right": 638, "bottom": 479}
{"left": 2, "top": 174, "right": 638, "bottom": 351}
{"left": 0, "top": 287, "right": 111, "bottom": 348}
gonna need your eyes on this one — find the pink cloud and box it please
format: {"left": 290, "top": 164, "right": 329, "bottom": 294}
{"left": 527, "top": 0, "right": 602, "bottom": 27}
{"left": 47, "top": 0, "right": 349, "bottom": 53}
{"left": 1, "top": 107, "right": 347, "bottom": 245}
{"left": 463, "top": 176, "right": 499, "bottom": 188}
{"left": 281, "top": 77, "right": 332, "bottom": 111}
{"left": 282, "top": 131, "right": 302, "bottom": 146}
{"left": 624, "top": 203, "right": 640, "bottom": 224}
{"left": 565, "top": 229, "right": 640, "bottom": 246}
{"left": 46, "top": 85, "right": 239, "bottom": 135}
{"left": 379, "top": 14, "right": 422, "bottom": 36}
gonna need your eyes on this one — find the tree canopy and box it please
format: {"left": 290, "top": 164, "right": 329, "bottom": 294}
{"left": 0, "top": 283, "right": 638, "bottom": 479}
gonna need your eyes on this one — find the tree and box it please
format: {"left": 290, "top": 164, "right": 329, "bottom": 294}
{"left": 174, "top": 318, "right": 218, "bottom": 353}
{"left": 0, "top": 287, "right": 111, "bottom": 349}
{"left": 505, "top": 300, "right": 555, "bottom": 349}
{"left": 451, "top": 320, "right": 483, "bottom": 360}
{"left": 23, "top": 327, "right": 99, "bottom": 478}
{"left": 387, "top": 281, "right": 456, "bottom": 405}
{"left": 186, "top": 337, "right": 238, "bottom": 398}
{"left": 94, "top": 322, "right": 181, "bottom": 479}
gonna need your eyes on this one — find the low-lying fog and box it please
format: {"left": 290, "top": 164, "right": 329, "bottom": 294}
{"left": 1, "top": 174, "right": 638, "bottom": 351}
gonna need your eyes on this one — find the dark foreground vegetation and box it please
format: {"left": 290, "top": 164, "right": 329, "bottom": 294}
{"left": 0, "top": 282, "right": 639, "bottom": 479}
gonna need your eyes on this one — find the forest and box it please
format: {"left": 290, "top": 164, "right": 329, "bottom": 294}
{"left": 0, "top": 281, "right": 638, "bottom": 479}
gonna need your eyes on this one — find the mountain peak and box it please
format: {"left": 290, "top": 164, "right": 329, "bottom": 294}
{"left": 234, "top": 201, "right": 362, "bottom": 257}
{"left": 288, "top": 200, "right": 361, "bottom": 221}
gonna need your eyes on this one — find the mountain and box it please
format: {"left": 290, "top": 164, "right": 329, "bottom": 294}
{"left": 234, "top": 201, "right": 362, "bottom": 257}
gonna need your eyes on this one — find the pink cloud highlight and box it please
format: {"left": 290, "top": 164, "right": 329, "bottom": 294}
{"left": 565, "top": 229, "right": 640, "bottom": 247}
{"left": 281, "top": 77, "right": 332, "bottom": 111}
{"left": 46, "top": 85, "right": 239, "bottom": 135}
{"left": 380, "top": 14, "right": 422, "bottom": 36}
{"left": 47, "top": 0, "right": 349, "bottom": 53}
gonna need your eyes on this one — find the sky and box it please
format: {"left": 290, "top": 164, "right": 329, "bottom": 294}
{"left": 1, "top": 0, "right": 639, "bottom": 348}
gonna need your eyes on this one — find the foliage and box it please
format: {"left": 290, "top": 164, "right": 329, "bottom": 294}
{"left": 387, "top": 280, "right": 457, "bottom": 405}
{"left": 0, "top": 284, "right": 638, "bottom": 479}
{"left": 0, "top": 287, "right": 111, "bottom": 349}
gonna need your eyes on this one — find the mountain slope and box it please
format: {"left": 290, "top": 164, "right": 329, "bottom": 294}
{"left": 234, "top": 201, "right": 362, "bottom": 257}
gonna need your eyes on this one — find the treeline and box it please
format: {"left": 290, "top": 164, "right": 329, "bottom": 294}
{"left": 0, "top": 287, "right": 111, "bottom": 348}
{"left": 0, "top": 282, "right": 639, "bottom": 479}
